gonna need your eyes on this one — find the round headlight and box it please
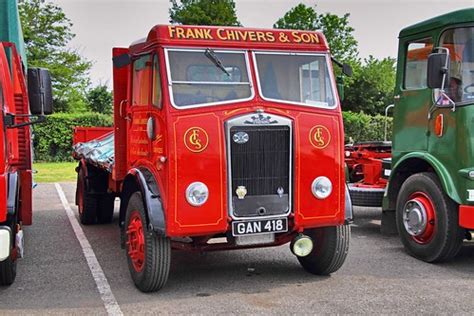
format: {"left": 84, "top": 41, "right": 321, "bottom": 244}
{"left": 185, "top": 182, "right": 209, "bottom": 207}
{"left": 311, "top": 176, "right": 332, "bottom": 199}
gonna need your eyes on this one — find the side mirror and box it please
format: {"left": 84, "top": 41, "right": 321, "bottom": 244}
{"left": 27, "top": 68, "right": 53, "bottom": 115}
{"left": 113, "top": 53, "right": 131, "bottom": 68}
{"left": 342, "top": 63, "right": 353, "bottom": 77}
{"left": 427, "top": 52, "right": 449, "bottom": 89}
{"left": 336, "top": 75, "right": 345, "bottom": 101}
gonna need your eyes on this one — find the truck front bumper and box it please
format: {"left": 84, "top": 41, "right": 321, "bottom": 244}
{"left": 0, "top": 226, "right": 11, "bottom": 261}
{"left": 459, "top": 205, "right": 474, "bottom": 229}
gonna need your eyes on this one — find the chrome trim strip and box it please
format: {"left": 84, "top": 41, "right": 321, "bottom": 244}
{"left": 225, "top": 111, "right": 293, "bottom": 221}
{"left": 164, "top": 48, "right": 255, "bottom": 110}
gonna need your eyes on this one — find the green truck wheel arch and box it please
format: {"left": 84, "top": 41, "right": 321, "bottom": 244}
{"left": 384, "top": 152, "right": 461, "bottom": 210}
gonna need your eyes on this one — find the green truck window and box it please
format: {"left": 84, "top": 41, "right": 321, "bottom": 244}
{"left": 152, "top": 55, "right": 162, "bottom": 108}
{"left": 404, "top": 38, "right": 433, "bottom": 89}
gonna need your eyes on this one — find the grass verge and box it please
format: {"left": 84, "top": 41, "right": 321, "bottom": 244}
{"left": 33, "top": 162, "right": 78, "bottom": 183}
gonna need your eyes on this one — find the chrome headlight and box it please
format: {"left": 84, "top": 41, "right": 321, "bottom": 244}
{"left": 311, "top": 176, "right": 332, "bottom": 199}
{"left": 185, "top": 182, "right": 209, "bottom": 207}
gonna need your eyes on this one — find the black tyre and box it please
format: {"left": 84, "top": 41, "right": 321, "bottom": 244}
{"left": 348, "top": 184, "right": 384, "bottom": 207}
{"left": 297, "top": 225, "right": 350, "bottom": 275}
{"left": 396, "top": 172, "right": 464, "bottom": 262}
{"left": 97, "top": 193, "right": 115, "bottom": 224}
{"left": 76, "top": 167, "right": 97, "bottom": 225}
{"left": 125, "top": 192, "right": 170, "bottom": 292}
{"left": 0, "top": 219, "right": 17, "bottom": 286}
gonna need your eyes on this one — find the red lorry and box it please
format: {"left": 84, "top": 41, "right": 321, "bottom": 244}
{"left": 73, "top": 25, "right": 353, "bottom": 292}
{"left": 0, "top": 43, "right": 53, "bottom": 285}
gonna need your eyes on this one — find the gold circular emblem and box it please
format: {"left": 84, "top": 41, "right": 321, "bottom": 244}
{"left": 184, "top": 127, "right": 209, "bottom": 153}
{"left": 309, "top": 125, "right": 331, "bottom": 149}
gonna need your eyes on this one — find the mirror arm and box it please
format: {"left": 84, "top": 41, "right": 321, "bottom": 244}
{"left": 5, "top": 114, "right": 46, "bottom": 129}
{"left": 331, "top": 56, "right": 343, "bottom": 68}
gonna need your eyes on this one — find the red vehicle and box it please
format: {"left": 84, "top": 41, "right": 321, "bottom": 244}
{"left": 0, "top": 42, "right": 52, "bottom": 284}
{"left": 74, "top": 25, "right": 353, "bottom": 292}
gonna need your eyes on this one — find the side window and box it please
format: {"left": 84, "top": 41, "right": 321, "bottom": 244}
{"left": 132, "top": 55, "right": 152, "bottom": 105}
{"left": 152, "top": 55, "right": 162, "bottom": 108}
{"left": 404, "top": 38, "right": 433, "bottom": 89}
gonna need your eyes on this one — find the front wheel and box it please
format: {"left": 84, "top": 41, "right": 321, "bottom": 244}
{"left": 125, "top": 192, "right": 170, "bottom": 292}
{"left": 396, "top": 172, "right": 464, "bottom": 262}
{"left": 297, "top": 225, "right": 350, "bottom": 275}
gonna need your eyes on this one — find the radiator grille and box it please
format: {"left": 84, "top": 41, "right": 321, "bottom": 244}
{"left": 230, "top": 125, "right": 290, "bottom": 197}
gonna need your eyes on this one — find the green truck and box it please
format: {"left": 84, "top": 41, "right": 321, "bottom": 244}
{"left": 347, "top": 8, "right": 474, "bottom": 263}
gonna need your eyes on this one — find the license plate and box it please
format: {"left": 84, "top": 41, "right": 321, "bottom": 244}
{"left": 232, "top": 218, "right": 288, "bottom": 236}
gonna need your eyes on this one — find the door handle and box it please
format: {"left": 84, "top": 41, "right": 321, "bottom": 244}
{"left": 119, "top": 99, "right": 130, "bottom": 121}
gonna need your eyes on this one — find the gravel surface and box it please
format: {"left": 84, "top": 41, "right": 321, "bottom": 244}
{"left": 1, "top": 182, "right": 473, "bottom": 315}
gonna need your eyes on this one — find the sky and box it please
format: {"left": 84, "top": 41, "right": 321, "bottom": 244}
{"left": 52, "top": 0, "right": 473, "bottom": 87}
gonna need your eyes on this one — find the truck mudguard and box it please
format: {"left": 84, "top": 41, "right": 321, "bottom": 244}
{"left": 123, "top": 168, "right": 166, "bottom": 236}
{"left": 389, "top": 152, "right": 461, "bottom": 204}
{"left": 6, "top": 172, "right": 18, "bottom": 216}
{"left": 344, "top": 184, "right": 353, "bottom": 223}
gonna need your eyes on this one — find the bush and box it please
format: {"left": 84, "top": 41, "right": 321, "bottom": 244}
{"left": 342, "top": 111, "right": 392, "bottom": 143}
{"left": 33, "top": 112, "right": 113, "bottom": 162}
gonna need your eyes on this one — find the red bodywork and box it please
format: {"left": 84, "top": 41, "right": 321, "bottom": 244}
{"left": 73, "top": 126, "right": 113, "bottom": 145}
{"left": 80, "top": 26, "right": 347, "bottom": 245}
{"left": 0, "top": 42, "right": 33, "bottom": 225}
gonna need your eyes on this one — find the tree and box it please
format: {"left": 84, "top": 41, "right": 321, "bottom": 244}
{"left": 274, "top": 4, "right": 358, "bottom": 62}
{"left": 19, "top": 0, "right": 92, "bottom": 112}
{"left": 86, "top": 84, "right": 113, "bottom": 115}
{"left": 169, "top": 0, "right": 240, "bottom": 26}
{"left": 343, "top": 56, "right": 396, "bottom": 115}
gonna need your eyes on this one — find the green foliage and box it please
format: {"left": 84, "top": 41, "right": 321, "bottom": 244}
{"left": 274, "top": 3, "right": 358, "bottom": 61}
{"left": 342, "top": 111, "right": 392, "bottom": 143}
{"left": 169, "top": 0, "right": 240, "bottom": 26}
{"left": 343, "top": 56, "right": 396, "bottom": 115}
{"left": 86, "top": 84, "right": 113, "bottom": 114}
{"left": 19, "top": 0, "right": 92, "bottom": 112}
{"left": 33, "top": 112, "right": 113, "bottom": 162}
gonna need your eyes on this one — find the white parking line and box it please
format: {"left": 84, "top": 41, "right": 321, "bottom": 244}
{"left": 55, "top": 183, "right": 123, "bottom": 316}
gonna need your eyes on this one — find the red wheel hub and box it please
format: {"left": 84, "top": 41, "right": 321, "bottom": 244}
{"left": 402, "top": 192, "right": 436, "bottom": 244}
{"left": 127, "top": 211, "right": 145, "bottom": 272}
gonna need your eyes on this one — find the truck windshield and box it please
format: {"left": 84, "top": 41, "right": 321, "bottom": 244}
{"left": 166, "top": 49, "right": 252, "bottom": 108}
{"left": 254, "top": 52, "right": 336, "bottom": 108}
{"left": 440, "top": 27, "right": 474, "bottom": 104}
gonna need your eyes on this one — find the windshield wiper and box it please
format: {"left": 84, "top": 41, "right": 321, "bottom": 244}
{"left": 205, "top": 48, "right": 230, "bottom": 77}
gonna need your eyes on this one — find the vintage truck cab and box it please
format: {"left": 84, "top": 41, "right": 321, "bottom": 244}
{"left": 379, "top": 8, "right": 474, "bottom": 262}
{"left": 74, "top": 25, "right": 352, "bottom": 292}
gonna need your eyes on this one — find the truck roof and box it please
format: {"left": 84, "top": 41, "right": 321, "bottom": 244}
{"left": 129, "top": 24, "right": 329, "bottom": 52}
{"left": 399, "top": 8, "right": 474, "bottom": 38}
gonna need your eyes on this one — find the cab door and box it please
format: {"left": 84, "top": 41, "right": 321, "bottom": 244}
{"left": 393, "top": 36, "right": 433, "bottom": 155}
{"left": 147, "top": 53, "right": 167, "bottom": 193}
{"left": 128, "top": 54, "right": 153, "bottom": 166}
